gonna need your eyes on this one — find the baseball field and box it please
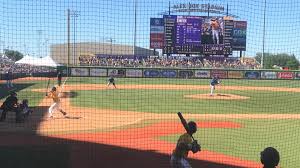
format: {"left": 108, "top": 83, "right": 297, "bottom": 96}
{"left": 1, "top": 77, "right": 300, "bottom": 168}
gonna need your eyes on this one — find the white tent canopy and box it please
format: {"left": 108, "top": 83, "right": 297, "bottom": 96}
{"left": 15, "top": 55, "right": 59, "bottom": 67}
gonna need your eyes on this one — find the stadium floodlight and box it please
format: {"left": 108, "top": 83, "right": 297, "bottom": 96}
{"left": 106, "top": 38, "right": 116, "bottom": 56}
{"left": 42, "top": 38, "right": 49, "bottom": 57}
{"left": 37, "top": 30, "right": 43, "bottom": 57}
{"left": 67, "top": 9, "right": 80, "bottom": 66}
{"left": 70, "top": 10, "right": 80, "bottom": 65}
{"left": 262, "top": 0, "right": 267, "bottom": 68}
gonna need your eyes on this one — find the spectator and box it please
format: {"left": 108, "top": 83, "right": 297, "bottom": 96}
{"left": 77, "top": 55, "right": 261, "bottom": 69}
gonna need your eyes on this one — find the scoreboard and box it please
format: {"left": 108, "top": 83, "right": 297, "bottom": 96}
{"left": 150, "top": 15, "right": 246, "bottom": 55}
{"left": 175, "top": 16, "right": 202, "bottom": 54}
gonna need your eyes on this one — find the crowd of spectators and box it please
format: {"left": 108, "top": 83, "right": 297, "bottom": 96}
{"left": 0, "top": 56, "right": 56, "bottom": 74}
{"left": 79, "top": 55, "right": 261, "bottom": 69}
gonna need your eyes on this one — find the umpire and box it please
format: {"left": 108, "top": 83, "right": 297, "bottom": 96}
{"left": 0, "top": 91, "right": 20, "bottom": 122}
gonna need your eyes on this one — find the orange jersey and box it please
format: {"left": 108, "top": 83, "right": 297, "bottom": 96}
{"left": 172, "top": 133, "right": 193, "bottom": 158}
{"left": 48, "top": 91, "right": 60, "bottom": 102}
{"left": 211, "top": 20, "right": 219, "bottom": 30}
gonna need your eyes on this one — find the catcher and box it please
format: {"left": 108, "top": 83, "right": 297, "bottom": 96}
{"left": 46, "top": 86, "right": 67, "bottom": 119}
{"left": 170, "top": 121, "right": 201, "bottom": 168}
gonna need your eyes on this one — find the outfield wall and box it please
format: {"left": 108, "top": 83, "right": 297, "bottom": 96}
{"left": 68, "top": 67, "right": 300, "bottom": 80}
{"left": 1, "top": 67, "right": 299, "bottom": 80}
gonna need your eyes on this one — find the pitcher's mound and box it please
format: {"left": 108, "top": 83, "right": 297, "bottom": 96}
{"left": 184, "top": 93, "right": 249, "bottom": 100}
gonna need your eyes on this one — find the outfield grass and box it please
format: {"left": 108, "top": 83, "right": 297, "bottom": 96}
{"left": 71, "top": 89, "right": 300, "bottom": 114}
{"left": 160, "top": 119, "right": 300, "bottom": 168}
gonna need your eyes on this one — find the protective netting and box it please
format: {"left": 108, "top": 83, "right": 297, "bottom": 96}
{"left": 0, "top": 0, "right": 300, "bottom": 168}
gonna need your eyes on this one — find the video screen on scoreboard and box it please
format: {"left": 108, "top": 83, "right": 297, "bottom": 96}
{"left": 163, "top": 15, "right": 232, "bottom": 55}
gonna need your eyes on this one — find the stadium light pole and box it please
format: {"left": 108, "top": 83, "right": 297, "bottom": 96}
{"left": 261, "top": 0, "right": 266, "bottom": 68}
{"left": 0, "top": 40, "right": 4, "bottom": 54}
{"left": 70, "top": 10, "right": 80, "bottom": 65}
{"left": 23, "top": 44, "right": 27, "bottom": 55}
{"left": 67, "top": 9, "right": 70, "bottom": 66}
{"left": 0, "top": 35, "right": 3, "bottom": 54}
{"left": 133, "top": 0, "right": 137, "bottom": 56}
{"left": 106, "top": 38, "right": 116, "bottom": 56}
{"left": 37, "top": 30, "right": 43, "bottom": 57}
{"left": 43, "top": 38, "right": 49, "bottom": 57}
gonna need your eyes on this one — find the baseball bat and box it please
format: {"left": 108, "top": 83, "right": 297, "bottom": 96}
{"left": 177, "top": 112, "right": 195, "bottom": 141}
{"left": 45, "top": 78, "right": 50, "bottom": 96}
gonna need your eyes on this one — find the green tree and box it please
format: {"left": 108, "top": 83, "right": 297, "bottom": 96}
{"left": 255, "top": 53, "right": 299, "bottom": 69}
{"left": 4, "top": 49, "right": 24, "bottom": 61}
{"left": 286, "top": 59, "right": 299, "bottom": 70}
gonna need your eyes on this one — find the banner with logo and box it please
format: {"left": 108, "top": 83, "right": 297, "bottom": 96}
{"left": 261, "top": 71, "right": 277, "bottom": 79}
{"left": 232, "top": 21, "right": 247, "bottom": 51}
{"left": 244, "top": 71, "right": 260, "bottom": 79}
{"left": 71, "top": 68, "right": 89, "bottom": 76}
{"left": 277, "top": 72, "right": 294, "bottom": 79}
{"left": 228, "top": 71, "right": 243, "bottom": 78}
{"left": 179, "top": 70, "right": 194, "bottom": 78}
{"left": 90, "top": 68, "right": 107, "bottom": 77}
{"left": 161, "top": 70, "right": 177, "bottom": 78}
{"left": 108, "top": 69, "right": 125, "bottom": 77}
{"left": 295, "top": 72, "right": 300, "bottom": 79}
{"left": 126, "top": 69, "right": 143, "bottom": 77}
{"left": 150, "top": 18, "right": 164, "bottom": 49}
{"left": 211, "top": 70, "right": 227, "bottom": 78}
{"left": 144, "top": 70, "right": 161, "bottom": 77}
{"left": 194, "top": 70, "right": 210, "bottom": 78}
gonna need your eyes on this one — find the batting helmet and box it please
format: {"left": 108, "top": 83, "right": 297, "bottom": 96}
{"left": 260, "top": 147, "right": 280, "bottom": 167}
{"left": 188, "top": 121, "right": 197, "bottom": 134}
{"left": 52, "top": 87, "right": 57, "bottom": 91}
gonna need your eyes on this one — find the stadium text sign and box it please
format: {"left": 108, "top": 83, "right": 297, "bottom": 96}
{"left": 172, "top": 3, "right": 224, "bottom": 13}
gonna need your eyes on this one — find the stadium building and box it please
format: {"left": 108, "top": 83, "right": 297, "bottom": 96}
{"left": 50, "top": 42, "right": 158, "bottom": 65}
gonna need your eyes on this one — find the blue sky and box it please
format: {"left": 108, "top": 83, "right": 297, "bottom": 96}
{"left": 1, "top": 0, "right": 300, "bottom": 59}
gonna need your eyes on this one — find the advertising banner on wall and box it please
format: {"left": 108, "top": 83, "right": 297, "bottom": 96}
{"left": 144, "top": 70, "right": 161, "bottom": 77}
{"left": 277, "top": 72, "right": 294, "bottom": 79}
{"left": 244, "top": 71, "right": 260, "bottom": 79}
{"left": 228, "top": 71, "right": 243, "bottom": 78}
{"left": 71, "top": 68, "right": 89, "bottom": 76}
{"left": 179, "top": 70, "right": 194, "bottom": 78}
{"left": 295, "top": 72, "right": 300, "bottom": 79}
{"left": 194, "top": 70, "right": 210, "bottom": 78}
{"left": 211, "top": 70, "right": 227, "bottom": 78}
{"left": 161, "top": 70, "right": 177, "bottom": 78}
{"left": 108, "top": 69, "right": 125, "bottom": 77}
{"left": 126, "top": 69, "right": 143, "bottom": 77}
{"left": 261, "top": 71, "right": 277, "bottom": 79}
{"left": 90, "top": 68, "right": 107, "bottom": 77}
